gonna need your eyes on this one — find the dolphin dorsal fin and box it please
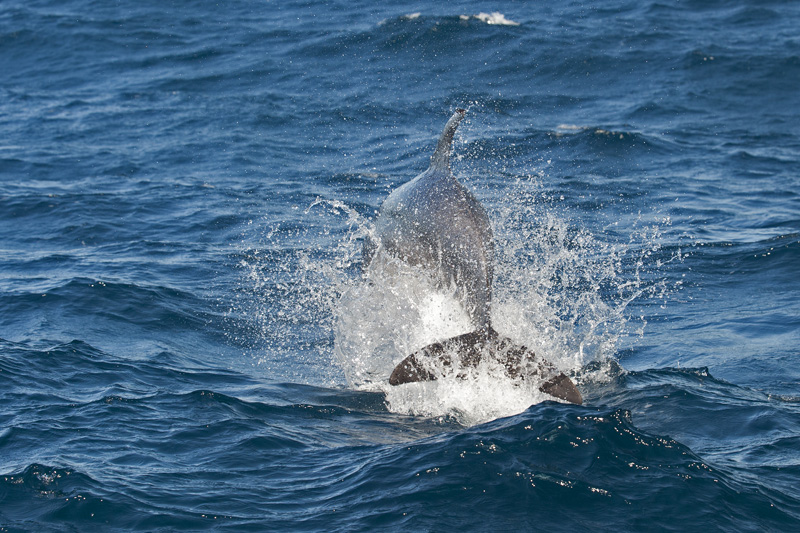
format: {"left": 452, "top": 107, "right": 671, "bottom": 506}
{"left": 430, "top": 108, "right": 466, "bottom": 172}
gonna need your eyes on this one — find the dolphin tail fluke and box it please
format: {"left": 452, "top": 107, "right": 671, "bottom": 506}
{"left": 388, "top": 328, "right": 583, "bottom": 405}
{"left": 430, "top": 108, "right": 466, "bottom": 172}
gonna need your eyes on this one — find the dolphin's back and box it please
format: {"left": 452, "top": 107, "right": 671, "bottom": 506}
{"left": 371, "top": 111, "right": 494, "bottom": 330}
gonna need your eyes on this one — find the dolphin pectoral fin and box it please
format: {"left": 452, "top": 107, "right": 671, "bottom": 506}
{"left": 539, "top": 373, "right": 583, "bottom": 405}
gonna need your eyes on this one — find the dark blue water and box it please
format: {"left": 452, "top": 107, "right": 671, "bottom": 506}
{"left": 2, "top": 0, "right": 799, "bottom": 530}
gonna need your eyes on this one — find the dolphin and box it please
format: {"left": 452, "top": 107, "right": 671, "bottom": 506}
{"left": 365, "top": 109, "right": 582, "bottom": 405}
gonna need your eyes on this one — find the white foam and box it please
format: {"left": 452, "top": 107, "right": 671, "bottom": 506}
{"left": 473, "top": 12, "right": 520, "bottom": 26}
{"left": 556, "top": 124, "right": 586, "bottom": 132}
{"left": 384, "top": 372, "right": 551, "bottom": 427}
{"left": 383, "top": 12, "right": 521, "bottom": 27}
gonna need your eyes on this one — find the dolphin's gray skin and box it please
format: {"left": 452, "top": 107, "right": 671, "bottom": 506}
{"left": 364, "top": 109, "right": 493, "bottom": 330}
{"left": 368, "top": 109, "right": 582, "bottom": 405}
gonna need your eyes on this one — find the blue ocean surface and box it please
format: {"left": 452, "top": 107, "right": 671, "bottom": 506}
{"left": 2, "top": 0, "right": 800, "bottom": 530}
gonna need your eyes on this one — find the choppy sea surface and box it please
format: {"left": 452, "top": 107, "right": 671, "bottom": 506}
{"left": 2, "top": 0, "right": 799, "bottom": 530}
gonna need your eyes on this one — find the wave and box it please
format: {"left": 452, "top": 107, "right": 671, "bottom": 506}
{"left": 548, "top": 124, "right": 673, "bottom": 157}
{"left": 3, "top": 345, "right": 800, "bottom": 529}
{"left": 0, "top": 464, "right": 153, "bottom": 529}
{"left": 684, "top": 234, "right": 800, "bottom": 280}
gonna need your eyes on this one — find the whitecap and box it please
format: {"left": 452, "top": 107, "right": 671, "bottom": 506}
{"left": 473, "top": 12, "right": 520, "bottom": 26}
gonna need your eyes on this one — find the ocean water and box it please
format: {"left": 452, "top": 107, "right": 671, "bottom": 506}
{"left": 1, "top": 0, "right": 799, "bottom": 530}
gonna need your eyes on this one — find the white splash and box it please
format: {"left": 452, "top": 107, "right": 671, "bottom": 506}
{"left": 325, "top": 171, "right": 676, "bottom": 424}
{"left": 244, "top": 166, "right": 678, "bottom": 425}
{"left": 334, "top": 254, "right": 473, "bottom": 387}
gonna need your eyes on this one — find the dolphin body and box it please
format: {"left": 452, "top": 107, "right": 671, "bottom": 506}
{"left": 365, "top": 109, "right": 582, "bottom": 405}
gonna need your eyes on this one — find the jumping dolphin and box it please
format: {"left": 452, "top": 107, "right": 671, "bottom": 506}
{"left": 365, "top": 109, "right": 582, "bottom": 405}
